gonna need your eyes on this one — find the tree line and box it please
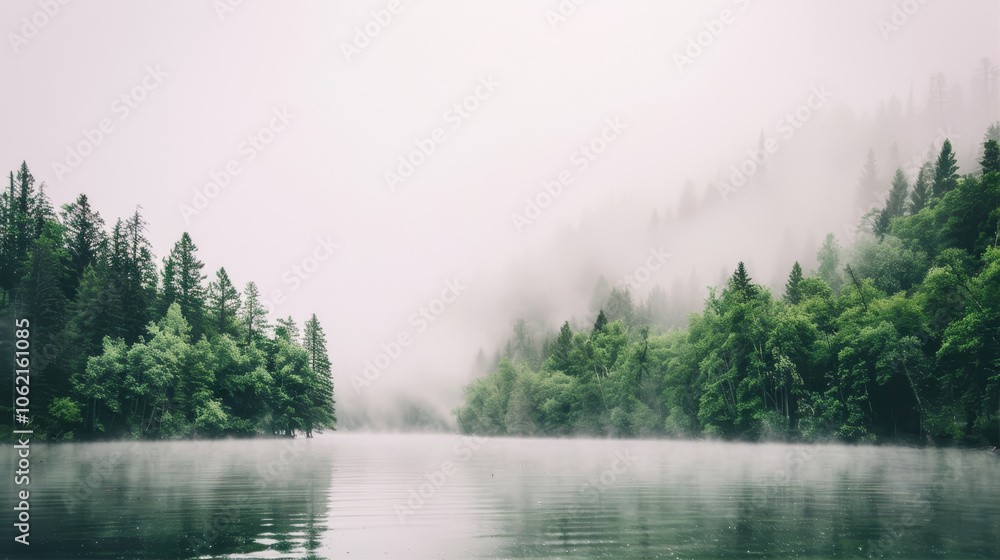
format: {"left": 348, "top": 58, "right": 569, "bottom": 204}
{"left": 0, "top": 168, "right": 336, "bottom": 439}
{"left": 455, "top": 127, "right": 1000, "bottom": 445}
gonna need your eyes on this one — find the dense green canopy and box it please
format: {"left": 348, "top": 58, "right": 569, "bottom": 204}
{"left": 456, "top": 133, "right": 1000, "bottom": 446}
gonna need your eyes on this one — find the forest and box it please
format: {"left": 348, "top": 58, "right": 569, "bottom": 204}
{"left": 455, "top": 127, "right": 1000, "bottom": 446}
{"left": 0, "top": 169, "right": 336, "bottom": 440}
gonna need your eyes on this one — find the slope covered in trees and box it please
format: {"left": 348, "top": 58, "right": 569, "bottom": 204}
{"left": 455, "top": 131, "right": 1000, "bottom": 446}
{"left": 0, "top": 172, "right": 336, "bottom": 439}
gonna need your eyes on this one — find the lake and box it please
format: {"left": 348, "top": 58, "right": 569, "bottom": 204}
{"left": 3, "top": 433, "right": 998, "bottom": 559}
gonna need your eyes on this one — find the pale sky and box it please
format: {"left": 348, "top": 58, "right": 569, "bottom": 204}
{"left": 2, "top": 0, "right": 997, "bottom": 425}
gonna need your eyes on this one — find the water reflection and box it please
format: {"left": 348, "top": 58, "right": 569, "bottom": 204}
{"left": 1, "top": 434, "right": 997, "bottom": 559}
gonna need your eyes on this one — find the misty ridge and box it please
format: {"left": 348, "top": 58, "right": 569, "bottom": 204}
{"left": 347, "top": 62, "right": 1000, "bottom": 438}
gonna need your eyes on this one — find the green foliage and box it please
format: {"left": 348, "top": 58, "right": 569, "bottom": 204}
{"left": 0, "top": 166, "right": 335, "bottom": 440}
{"left": 456, "top": 134, "right": 1000, "bottom": 445}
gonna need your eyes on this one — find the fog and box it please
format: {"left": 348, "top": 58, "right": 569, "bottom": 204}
{"left": 2, "top": 0, "right": 997, "bottom": 429}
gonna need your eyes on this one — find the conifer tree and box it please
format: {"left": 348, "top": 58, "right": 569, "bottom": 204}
{"left": 161, "top": 232, "right": 207, "bottom": 333}
{"left": 240, "top": 281, "right": 269, "bottom": 344}
{"left": 886, "top": 168, "right": 909, "bottom": 219}
{"left": 61, "top": 193, "right": 106, "bottom": 283}
{"left": 592, "top": 309, "right": 608, "bottom": 334}
{"left": 302, "top": 313, "right": 336, "bottom": 435}
{"left": 856, "top": 149, "right": 880, "bottom": 207}
{"left": 909, "top": 162, "right": 933, "bottom": 215}
{"left": 817, "top": 233, "right": 843, "bottom": 293}
{"left": 932, "top": 139, "right": 959, "bottom": 198}
{"left": 783, "top": 262, "right": 804, "bottom": 305}
{"left": 980, "top": 139, "right": 999, "bottom": 174}
{"left": 207, "top": 267, "right": 241, "bottom": 337}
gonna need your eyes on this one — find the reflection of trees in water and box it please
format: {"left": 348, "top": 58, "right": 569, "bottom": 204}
{"left": 489, "top": 447, "right": 999, "bottom": 559}
{"left": 29, "top": 440, "right": 333, "bottom": 559}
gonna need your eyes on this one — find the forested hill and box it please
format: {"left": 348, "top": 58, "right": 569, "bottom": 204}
{"left": 0, "top": 172, "right": 336, "bottom": 440}
{"left": 455, "top": 129, "right": 1000, "bottom": 446}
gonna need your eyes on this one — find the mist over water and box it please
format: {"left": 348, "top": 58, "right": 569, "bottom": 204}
{"left": 3, "top": 435, "right": 998, "bottom": 558}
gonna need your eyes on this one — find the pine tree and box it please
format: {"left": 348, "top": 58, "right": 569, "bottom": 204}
{"left": 927, "top": 73, "right": 949, "bottom": 114}
{"left": 728, "top": 261, "right": 754, "bottom": 300}
{"left": 302, "top": 314, "right": 336, "bottom": 435}
{"left": 65, "top": 261, "right": 124, "bottom": 372}
{"left": 886, "top": 168, "right": 909, "bottom": 219}
{"left": 909, "top": 162, "right": 933, "bottom": 215}
{"left": 112, "top": 209, "right": 158, "bottom": 342}
{"left": 592, "top": 309, "right": 608, "bottom": 334}
{"left": 207, "top": 267, "right": 241, "bottom": 337}
{"left": 588, "top": 275, "right": 611, "bottom": 320}
{"left": 932, "top": 139, "right": 959, "bottom": 198}
{"left": 551, "top": 321, "right": 573, "bottom": 371}
{"left": 817, "top": 233, "right": 843, "bottom": 293}
{"left": 240, "top": 281, "right": 269, "bottom": 344}
{"left": 61, "top": 194, "right": 106, "bottom": 285}
{"left": 161, "top": 232, "right": 207, "bottom": 334}
{"left": 873, "top": 207, "right": 891, "bottom": 239}
{"left": 981, "top": 139, "right": 999, "bottom": 174}
{"left": 606, "top": 287, "right": 635, "bottom": 327}
{"left": 856, "top": 149, "right": 880, "bottom": 208}
{"left": 276, "top": 315, "right": 301, "bottom": 346}
{"left": 783, "top": 261, "right": 804, "bottom": 305}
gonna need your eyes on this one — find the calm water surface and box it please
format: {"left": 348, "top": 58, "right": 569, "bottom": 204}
{"left": 3, "top": 433, "right": 998, "bottom": 559}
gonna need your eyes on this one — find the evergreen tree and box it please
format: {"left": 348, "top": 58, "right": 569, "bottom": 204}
{"left": 856, "top": 149, "right": 880, "bottom": 208}
{"left": 240, "top": 281, "right": 269, "bottom": 344}
{"left": 783, "top": 261, "right": 804, "bottom": 305}
{"left": 605, "top": 287, "right": 635, "bottom": 327}
{"left": 588, "top": 275, "right": 611, "bottom": 320}
{"left": 932, "top": 139, "right": 959, "bottom": 198}
{"left": 981, "top": 139, "right": 1000, "bottom": 174}
{"left": 112, "top": 209, "right": 158, "bottom": 342}
{"left": 886, "top": 168, "right": 909, "bottom": 219}
{"left": 551, "top": 321, "right": 573, "bottom": 371}
{"left": 275, "top": 315, "right": 301, "bottom": 346}
{"left": 61, "top": 193, "right": 106, "bottom": 286}
{"left": 65, "top": 261, "right": 124, "bottom": 369}
{"left": 817, "top": 233, "right": 843, "bottom": 293}
{"left": 592, "top": 309, "right": 608, "bottom": 334}
{"left": 302, "top": 314, "right": 336, "bottom": 435}
{"left": 728, "top": 261, "right": 754, "bottom": 300}
{"left": 207, "top": 267, "right": 241, "bottom": 337}
{"left": 909, "top": 162, "right": 933, "bottom": 215}
{"left": 161, "top": 232, "right": 207, "bottom": 335}
{"left": 873, "top": 207, "right": 891, "bottom": 239}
